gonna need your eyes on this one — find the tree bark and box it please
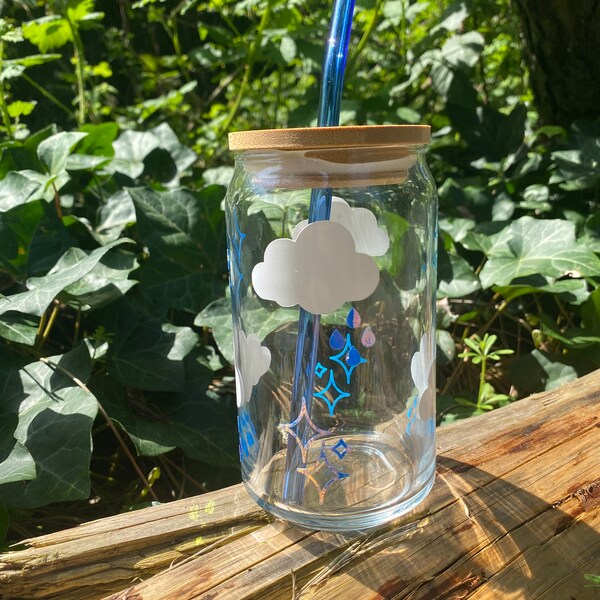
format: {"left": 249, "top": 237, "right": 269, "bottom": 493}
{"left": 513, "top": 0, "right": 600, "bottom": 127}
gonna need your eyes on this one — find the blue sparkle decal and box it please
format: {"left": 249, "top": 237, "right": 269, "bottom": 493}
{"left": 238, "top": 407, "right": 257, "bottom": 461}
{"left": 279, "top": 396, "right": 329, "bottom": 463}
{"left": 330, "top": 333, "right": 367, "bottom": 384}
{"left": 297, "top": 443, "right": 349, "bottom": 505}
{"left": 315, "top": 362, "right": 327, "bottom": 378}
{"left": 314, "top": 369, "right": 350, "bottom": 416}
{"left": 331, "top": 439, "right": 349, "bottom": 459}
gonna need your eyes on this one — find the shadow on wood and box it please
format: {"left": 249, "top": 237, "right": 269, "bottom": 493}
{"left": 1, "top": 370, "right": 599, "bottom": 599}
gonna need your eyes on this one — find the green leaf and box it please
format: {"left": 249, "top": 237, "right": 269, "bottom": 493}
{"left": 78, "top": 122, "right": 118, "bottom": 156}
{"left": 581, "top": 287, "right": 600, "bottom": 335}
{"left": 22, "top": 16, "right": 72, "bottom": 53}
{"left": 437, "top": 247, "right": 481, "bottom": 298}
{"left": 129, "top": 186, "right": 227, "bottom": 313}
{"left": 66, "top": 0, "right": 95, "bottom": 22}
{"left": 1, "top": 54, "right": 61, "bottom": 82}
{"left": 95, "top": 364, "right": 238, "bottom": 467}
{"left": 7, "top": 101, "right": 37, "bottom": 119}
{"left": 105, "top": 298, "right": 199, "bottom": 392}
{"left": 0, "top": 171, "right": 43, "bottom": 211}
{"left": 58, "top": 249, "right": 139, "bottom": 310}
{"left": 149, "top": 123, "right": 196, "bottom": 178}
{"left": 0, "top": 314, "right": 39, "bottom": 345}
{"left": 94, "top": 190, "right": 136, "bottom": 244}
{"left": 436, "top": 329, "right": 456, "bottom": 365}
{"left": 37, "top": 131, "right": 88, "bottom": 176}
{"left": 104, "top": 130, "right": 160, "bottom": 179}
{"left": 0, "top": 238, "right": 128, "bottom": 318}
{"left": 441, "top": 31, "right": 484, "bottom": 68}
{"left": 494, "top": 276, "right": 590, "bottom": 305}
{"left": 539, "top": 314, "right": 600, "bottom": 349}
{"left": 280, "top": 36, "right": 297, "bottom": 63}
{"left": 194, "top": 295, "right": 298, "bottom": 364}
{"left": 479, "top": 217, "right": 600, "bottom": 289}
{"left": 0, "top": 200, "right": 45, "bottom": 280}
{"left": 510, "top": 350, "right": 577, "bottom": 395}
{"left": 0, "top": 408, "right": 36, "bottom": 485}
{"left": 0, "top": 344, "right": 97, "bottom": 508}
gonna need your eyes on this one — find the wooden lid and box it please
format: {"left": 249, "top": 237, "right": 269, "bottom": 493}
{"left": 228, "top": 125, "right": 430, "bottom": 151}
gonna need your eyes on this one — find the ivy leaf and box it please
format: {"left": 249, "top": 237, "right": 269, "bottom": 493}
{"left": 0, "top": 171, "right": 43, "bottom": 211}
{"left": 95, "top": 362, "right": 238, "bottom": 467}
{"left": 94, "top": 190, "right": 136, "bottom": 244}
{"left": 0, "top": 361, "right": 36, "bottom": 485}
{"left": 22, "top": 16, "right": 71, "bottom": 53}
{"left": 0, "top": 344, "right": 97, "bottom": 508}
{"left": 104, "top": 130, "right": 160, "bottom": 179}
{"left": 437, "top": 246, "right": 481, "bottom": 298}
{"left": 479, "top": 217, "right": 600, "bottom": 289}
{"left": 0, "top": 314, "right": 39, "bottom": 345}
{"left": 441, "top": 31, "right": 484, "bottom": 68}
{"left": 58, "top": 249, "right": 139, "bottom": 310}
{"left": 195, "top": 296, "right": 297, "bottom": 364}
{"left": 0, "top": 238, "right": 128, "bottom": 318}
{"left": 0, "top": 200, "right": 45, "bottom": 280}
{"left": 37, "top": 131, "right": 88, "bottom": 176}
{"left": 1, "top": 54, "right": 61, "bottom": 82}
{"left": 104, "top": 298, "right": 199, "bottom": 392}
{"left": 510, "top": 350, "right": 577, "bottom": 395}
{"left": 129, "top": 186, "right": 227, "bottom": 313}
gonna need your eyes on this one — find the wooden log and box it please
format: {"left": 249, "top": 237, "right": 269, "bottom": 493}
{"left": 1, "top": 371, "right": 599, "bottom": 600}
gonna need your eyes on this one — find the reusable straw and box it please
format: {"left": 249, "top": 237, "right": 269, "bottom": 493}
{"left": 283, "top": 0, "right": 356, "bottom": 503}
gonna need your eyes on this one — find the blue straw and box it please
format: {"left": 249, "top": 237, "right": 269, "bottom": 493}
{"left": 283, "top": 0, "right": 356, "bottom": 503}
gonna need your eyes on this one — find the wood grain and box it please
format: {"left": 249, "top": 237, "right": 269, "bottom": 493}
{"left": 1, "top": 371, "right": 599, "bottom": 600}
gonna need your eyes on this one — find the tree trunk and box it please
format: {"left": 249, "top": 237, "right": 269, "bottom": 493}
{"left": 513, "top": 0, "right": 600, "bottom": 127}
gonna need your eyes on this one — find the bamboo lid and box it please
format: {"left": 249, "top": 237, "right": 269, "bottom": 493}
{"left": 228, "top": 125, "right": 430, "bottom": 151}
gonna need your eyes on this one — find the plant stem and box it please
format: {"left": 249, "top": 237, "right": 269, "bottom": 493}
{"left": 219, "top": 0, "right": 275, "bottom": 135}
{"left": 347, "top": 0, "right": 383, "bottom": 71}
{"left": 66, "top": 17, "right": 88, "bottom": 126}
{"left": 36, "top": 301, "right": 60, "bottom": 350}
{"left": 477, "top": 355, "right": 487, "bottom": 409}
{"left": 0, "top": 41, "right": 14, "bottom": 139}
{"left": 21, "top": 72, "right": 74, "bottom": 119}
{"left": 39, "top": 356, "right": 160, "bottom": 503}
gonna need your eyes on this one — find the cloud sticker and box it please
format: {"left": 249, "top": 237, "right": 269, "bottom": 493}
{"left": 234, "top": 330, "right": 271, "bottom": 407}
{"left": 292, "top": 197, "right": 390, "bottom": 257}
{"left": 410, "top": 329, "right": 436, "bottom": 421}
{"left": 252, "top": 221, "right": 380, "bottom": 314}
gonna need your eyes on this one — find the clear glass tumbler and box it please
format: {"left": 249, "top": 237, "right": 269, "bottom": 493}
{"left": 225, "top": 125, "right": 437, "bottom": 531}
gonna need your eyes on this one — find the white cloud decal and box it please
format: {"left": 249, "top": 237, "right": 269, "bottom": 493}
{"left": 234, "top": 330, "right": 271, "bottom": 407}
{"left": 410, "top": 329, "right": 436, "bottom": 421}
{"left": 292, "top": 197, "right": 389, "bottom": 257}
{"left": 252, "top": 221, "right": 380, "bottom": 314}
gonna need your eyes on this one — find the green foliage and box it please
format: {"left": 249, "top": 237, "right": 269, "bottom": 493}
{"left": 0, "top": 0, "right": 599, "bottom": 538}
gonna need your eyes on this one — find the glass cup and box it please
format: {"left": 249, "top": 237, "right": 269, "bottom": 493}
{"left": 225, "top": 125, "right": 437, "bottom": 531}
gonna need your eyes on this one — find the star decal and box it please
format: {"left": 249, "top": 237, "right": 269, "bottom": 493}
{"left": 314, "top": 369, "right": 350, "bottom": 416}
{"left": 280, "top": 396, "right": 329, "bottom": 462}
{"left": 330, "top": 333, "right": 367, "bottom": 384}
{"left": 297, "top": 443, "right": 349, "bottom": 505}
{"left": 331, "top": 438, "right": 349, "bottom": 459}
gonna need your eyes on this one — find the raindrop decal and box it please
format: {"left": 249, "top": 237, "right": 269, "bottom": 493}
{"left": 361, "top": 326, "right": 376, "bottom": 348}
{"left": 346, "top": 307, "right": 362, "bottom": 329}
{"left": 329, "top": 329, "right": 345, "bottom": 351}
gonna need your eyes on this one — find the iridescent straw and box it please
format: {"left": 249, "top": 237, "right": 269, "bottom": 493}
{"left": 283, "top": 0, "right": 356, "bottom": 503}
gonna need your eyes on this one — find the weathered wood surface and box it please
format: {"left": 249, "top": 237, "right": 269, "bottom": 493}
{"left": 1, "top": 371, "right": 599, "bottom": 600}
